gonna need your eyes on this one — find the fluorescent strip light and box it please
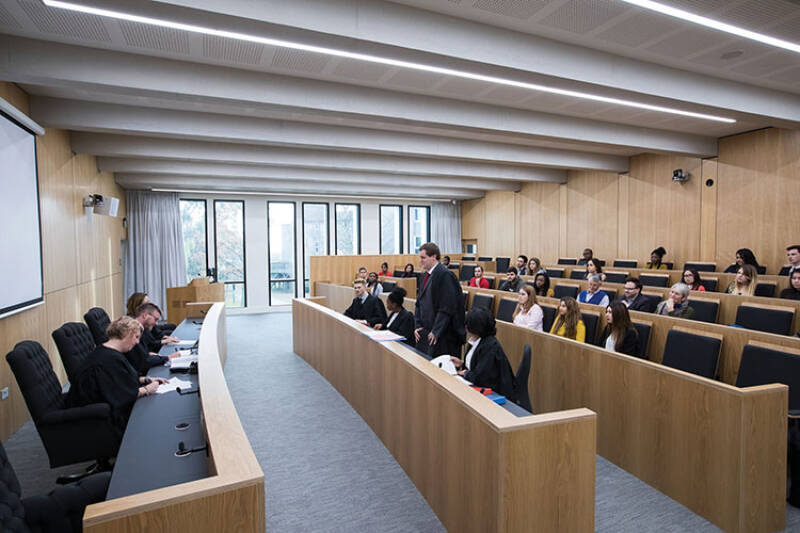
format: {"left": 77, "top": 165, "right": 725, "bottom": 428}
{"left": 43, "top": 0, "right": 735, "bottom": 124}
{"left": 619, "top": 0, "right": 800, "bottom": 54}
{"left": 150, "top": 188, "right": 458, "bottom": 202}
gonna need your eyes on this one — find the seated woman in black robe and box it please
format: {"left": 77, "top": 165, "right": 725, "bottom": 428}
{"left": 68, "top": 316, "right": 167, "bottom": 441}
{"left": 373, "top": 287, "right": 415, "bottom": 346}
{"left": 449, "top": 308, "right": 516, "bottom": 401}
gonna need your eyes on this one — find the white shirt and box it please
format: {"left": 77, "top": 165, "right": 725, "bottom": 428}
{"left": 604, "top": 333, "right": 616, "bottom": 351}
{"left": 464, "top": 336, "right": 481, "bottom": 370}
{"left": 513, "top": 304, "right": 543, "bottom": 332}
{"left": 369, "top": 282, "right": 383, "bottom": 296}
{"left": 386, "top": 311, "right": 399, "bottom": 329}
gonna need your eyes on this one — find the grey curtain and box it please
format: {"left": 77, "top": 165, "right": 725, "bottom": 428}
{"left": 123, "top": 191, "right": 186, "bottom": 319}
{"left": 431, "top": 201, "right": 462, "bottom": 254}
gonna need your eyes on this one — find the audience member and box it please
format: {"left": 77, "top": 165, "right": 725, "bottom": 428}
{"left": 780, "top": 271, "right": 800, "bottom": 301}
{"left": 786, "top": 245, "right": 800, "bottom": 277}
{"left": 374, "top": 287, "right": 415, "bottom": 345}
{"left": 578, "top": 274, "right": 610, "bottom": 307}
{"left": 578, "top": 248, "right": 593, "bottom": 265}
{"left": 516, "top": 255, "right": 529, "bottom": 275}
{"left": 402, "top": 263, "right": 415, "bottom": 278}
{"left": 442, "top": 256, "right": 451, "bottom": 267}
{"left": 724, "top": 248, "right": 760, "bottom": 273}
{"left": 528, "top": 257, "right": 545, "bottom": 276}
{"left": 550, "top": 297, "right": 586, "bottom": 342}
{"left": 726, "top": 264, "right": 758, "bottom": 296}
{"left": 344, "top": 278, "right": 387, "bottom": 326}
{"left": 449, "top": 308, "right": 516, "bottom": 401}
{"left": 379, "top": 262, "right": 391, "bottom": 277}
{"left": 646, "top": 247, "right": 668, "bottom": 269}
{"left": 357, "top": 267, "right": 368, "bottom": 280}
{"left": 533, "top": 272, "right": 553, "bottom": 297}
{"left": 597, "top": 301, "right": 639, "bottom": 356}
{"left": 469, "top": 265, "right": 490, "bottom": 289}
{"left": 683, "top": 268, "right": 706, "bottom": 291}
{"left": 414, "top": 242, "right": 465, "bottom": 357}
{"left": 498, "top": 267, "right": 522, "bottom": 292}
{"left": 512, "top": 285, "right": 543, "bottom": 332}
{"left": 584, "top": 258, "right": 606, "bottom": 281}
{"left": 656, "top": 283, "right": 695, "bottom": 318}
{"left": 366, "top": 272, "right": 383, "bottom": 296}
{"left": 619, "top": 277, "right": 658, "bottom": 312}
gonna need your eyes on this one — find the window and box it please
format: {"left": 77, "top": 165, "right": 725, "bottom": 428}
{"left": 408, "top": 205, "right": 430, "bottom": 253}
{"left": 179, "top": 199, "right": 207, "bottom": 283}
{"left": 380, "top": 205, "right": 403, "bottom": 254}
{"left": 302, "top": 203, "right": 329, "bottom": 296}
{"left": 214, "top": 200, "right": 246, "bottom": 307}
{"left": 268, "top": 202, "right": 296, "bottom": 306}
{"left": 335, "top": 203, "right": 360, "bottom": 255}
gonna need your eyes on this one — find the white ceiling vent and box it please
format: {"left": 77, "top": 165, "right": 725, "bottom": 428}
{"left": 271, "top": 48, "right": 330, "bottom": 74}
{"left": 203, "top": 35, "right": 264, "bottom": 65}
{"left": 539, "top": 0, "right": 628, "bottom": 34}
{"left": 471, "top": 0, "right": 549, "bottom": 19}
{"left": 332, "top": 59, "right": 390, "bottom": 82}
{"left": 0, "top": 3, "right": 22, "bottom": 29}
{"left": 18, "top": 0, "right": 111, "bottom": 42}
{"left": 119, "top": 21, "right": 189, "bottom": 54}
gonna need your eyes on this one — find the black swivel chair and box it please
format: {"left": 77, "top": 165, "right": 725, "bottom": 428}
{"left": 0, "top": 440, "right": 110, "bottom": 533}
{"left": 83, "top": 307, "right": 111, "bottom": 346}
{"left": 496, "top": 298, "right": 517, "bottom": 323}
{"left": 580, "top": 312, "right": 599, "bottom": 345}
{"left": 735, "top": 305, "right": 794, "bottom": 335}
{"left": 553, "top": 285, "right": 579, "bottom": 299}
{"left": 52, "top": 323, "right": 96, "bottom": 385}
{"left": 541, "top": 305, "right": 557, "bottom": 333}
{"left": 632, "top": 321, "right": 651, "bottom": 360}
{"left": 687, "top": 299, "right": 719, "bottom": 323}
{"left": 661, "top": 329, "right": 721, "bottom": 379}
{"left": 471, "top": 294, "right": 495, "bottom": 316}
{"left": 6, "top": 341, "right": 119, "bottom": 484}
{"left": 515, "top": 345, "right": 532, "bottom": 413}
{"left": 381, "top": 280, "right": 396, "bottom": 292}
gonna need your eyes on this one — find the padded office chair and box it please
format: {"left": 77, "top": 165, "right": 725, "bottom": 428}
{"left": 471, "top": 293, "right": 495, "bottom": 316}
{"left": 381, "top": 280, "right": 396, "bottom": 292}
{"left": 477, "top": 256, "right": 492, "bottom": 262}
{"left": 553, "top": 285, "right": 579, "bottom": 299}
{"left": 613, "top": 260, "right": 637, "bottom": 268}
{"left": 687, "top": 299, "right": 719, "bottom": 323}
{"left": 754, "top": 283, "right": 776, "bottom": 298}
{"left": 495, "top": 257, "right": 510, "bottom": 273}
{"left": 6, "top": 341, "right": 119, "bottom": 483}
{"left": 496, "top": 298, "right": 517, "bottom": 323}
{"left": 545, "top": 268, "right": 564, "bottom": 278}
{"left": 632, "top": 322, "right": 651, "bottom": 360}
{"left": 52, "top": 322, "right": 96, "bottom": 384}
{"left": 735, "top": 305, "right": 794, "bottom": 335}
{"left": 83, "top": 307, "right": 110, "bottom": 346}
{"left": 0, "top": 440, "right": 110, "bottom": 533}
{"left": 699, "top": 278, "right": 718, "bottom": 292}
{"left": 684, "top": 262, "right": 716, "bottom": 272}
{"left": 515, "top": 345, "right": 532, "bottom": 413}
{"left": 557, "top": 258, "right": 577, "bottom": 265}
{"left": 640, "top": 274, "right": 669, "bottom": 287}
{"left": 604, "top": 272, "right": 628, "bottom": 284}
{"left": 580, "top": 312, "right": 599, "bottom": 345}
{"left": 569, "top": 270, "right": 586, "bottom": 280}
{"left": 541, "top": 305, "right": 557, "bottom": 333}
{"left": 661, "top": 329, "right": 721, "bottom": 379}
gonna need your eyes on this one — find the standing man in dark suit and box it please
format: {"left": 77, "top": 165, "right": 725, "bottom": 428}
{"left": 414, "top": 242, "right": 465, "bottom": 357}
{"left": 344, "top": 278, "right": 387, "bottom": 326}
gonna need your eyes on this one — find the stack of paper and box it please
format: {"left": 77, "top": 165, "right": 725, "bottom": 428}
{"left": 362, "top": 329, "right": 406, "bottom": 342}
{"left": 155, "top": 377, "right": 193, "bottom": 394}
{"left": 170, "top": 352, "right": 198, "bottom": 371}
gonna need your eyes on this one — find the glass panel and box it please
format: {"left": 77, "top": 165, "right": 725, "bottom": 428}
{"left": 179, "top": 199, "right": 207, "bottom": 283}
{"left": 268, "top": 202, "right": 296, "bottom": 305}
{"left": 335, "top": 204, "right": 360, "bottom": 255}
{"left": 409, "top": 206, "right": 430, "bottom": 254}
{"left": 380, "top": 205, "right": 402, "bottom": 254}
{"left": 303, "top": 203, "right": 328, "bottom": 296}
{"left": 214, "top": 200, "right": 245, "bottom": 307}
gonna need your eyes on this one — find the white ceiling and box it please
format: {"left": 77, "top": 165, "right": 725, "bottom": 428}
{"left": 0, "top": 0, "right": 798, "bottom": 199}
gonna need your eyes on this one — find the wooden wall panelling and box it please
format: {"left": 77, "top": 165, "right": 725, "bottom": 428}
{"left": 310, "top": 254, "right": 421, "bottom": 294}
{"left": 515, "top": 182, "right": 560, "bottom": 265}
{"left": 558, "top": 184, "right": 568, "bottom": 259}
{"left": 0, "top": 82, "right": 29, "bottom": 114}
{"left": 700, "top": 158, "right": 718, "bottom": 262}
{"left": 565, "top": 170, "right": 620, "bottom": 261}
{"left": 617, "top": 173, "right": 629, "bottom": 259}
{"left": 460, "top": 198, "right": 485, "bottom": 247}
{"left": 483, "top": 191, "right": 516, "bottom": 257}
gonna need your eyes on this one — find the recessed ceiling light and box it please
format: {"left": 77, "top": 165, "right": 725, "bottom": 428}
{"left": 42, "top": 0, "right": 736, "bottom": 123}
{"left": 619, "top": 0, "right": 800, "bottom": 55}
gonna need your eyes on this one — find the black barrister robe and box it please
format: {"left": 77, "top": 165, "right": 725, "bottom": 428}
{"left": 414, "top": 264, "right": 465, "bottom": 357}
{"left": 67, "top": 345, "right": 141, "bottom": 441}
{"left": 463, "top": 336, "right": 516, "bottom": 401}
{"left": 140, "top": 327, "right": 162, "bottom": 353}
{"left": 344, "top": 294, "right": 387, "bottom": 326}
{"left": 381, "top": 308, "right": 415, "bottom": 346}
{"left": 124, "top": 336, "right": 168, "bottom": 377}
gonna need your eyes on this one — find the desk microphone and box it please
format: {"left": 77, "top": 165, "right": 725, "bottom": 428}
{"left": 176, "top": 387, "right": 199, "bottom": 396}
{"left": 175, "top": 440, "right": 208, "bottom": 457}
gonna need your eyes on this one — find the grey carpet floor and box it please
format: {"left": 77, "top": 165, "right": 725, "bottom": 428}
{"left": 6, "top": 311, "right": 800, "bottom": 532}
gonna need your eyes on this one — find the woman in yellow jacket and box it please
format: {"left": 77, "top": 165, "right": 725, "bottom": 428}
{"left": 549, "top": 296, "right": 586, "bottom": 342}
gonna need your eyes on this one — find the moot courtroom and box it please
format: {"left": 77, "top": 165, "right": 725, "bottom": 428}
{"left": 1, "top": 0, "right": 800, "bottom": 531}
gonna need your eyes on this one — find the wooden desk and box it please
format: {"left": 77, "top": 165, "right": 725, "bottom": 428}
{"left": 83, "top": 303, "right": 264, "bottom": 533}
{"left": 293, "top": 297, "right": 596, "bottom": 533}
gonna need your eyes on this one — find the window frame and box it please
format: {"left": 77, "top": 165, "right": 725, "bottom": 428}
{"left": 179, "top": 198, "right": 209, "bottom": 283}
{"left": 302, "top": 202, "right": 330, "bottom": 296}
{"left": 379, "top": 204, "right": 403, "bottom": 255}
{"left": 213, "top": 199, "right": 247, "bottom": 307}
{"left": 334, "top": 202, "right": 361, "bottom": 256}
{"left": 267, "top": 201, "right": 298, "bottom": 306}
{"left": 408, "top": 205, "right": 431, "bottom": 254}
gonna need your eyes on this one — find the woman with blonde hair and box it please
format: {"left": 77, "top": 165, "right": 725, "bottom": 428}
{"left": 512, "top": 285, "right": 543, "bottom": 332}
{"left": 549, "top": 296, "right": 586, "bottom": 342}
{"left": 726, "top": 264, "right": 758, "bottom": 296}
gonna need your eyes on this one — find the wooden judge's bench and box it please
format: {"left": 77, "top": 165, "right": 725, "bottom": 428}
{"left": 166, "top": 278, "right": 225, "bottom": 323}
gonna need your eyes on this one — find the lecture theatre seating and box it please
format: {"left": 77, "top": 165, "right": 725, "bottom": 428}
{"left": 736, "top": 343, "right": 800, "bottom": 413}
{"left": 661, "top": 329, "right": 721, "bottom": 379}
{"left": 472, "top": 293, "right": 495, "bottom": 316}
{"left": 557, "top": 258, "right": 577, "bottom": 265}
{"left": 569, "top": 270, "right": 586, "bottom": 280}
{"left": 640, "top": 273, "right": 669, "bottom": 287}
{"left": 604, "top": 271, "right": 628, "bottom": 284}
{"left": 687, "top": 298, "right": 720, "bottom": 324}
{"left": 477, "top": 256, "right": 492, "bottom": 262}
{"left": 735, "top": 304, "right": 795, "bottom": 336}
{"left": 515, "top": 345, "right": 532, "bottom": 412}
{"left": 755, "top": 282, "right": 777, "bottom": 298}
{"left": 381, "top": 280, "right": 396, "bottom": 292}
{"left": 495, "top": 257, "right": 510, "bottom": 273}
{"left": 459, "top": 264, "right": 473, "bottom": 282}
{"left": 632, "top": 321, "right": 651, "bottom": 359}
{"left": 613, "top": 259, "right": 638, "bottom": 268}
{"left": 496, "top": 298, "right": 517, "bottom": 323}
{"left": 684, "top": 262, "right": 717, "bottom": 272}
{"left": 553, "top": 285, "right": 579, "bottom": 299}
{"left": 581, "top": 312, "right": 599, "bottom": 345}
{"left": 699, "top": 278, "right": 718, "bottom": 292}
{"left": 541, "top": 305, "right": 557, "bottom": 333}
{"left": 545, "top": 268, "right": 564, "bottom": 278}
{"left": 483, "top": 276, "right": 496, "bottom": 289}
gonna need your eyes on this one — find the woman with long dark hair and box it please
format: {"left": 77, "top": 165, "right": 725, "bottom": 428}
{"left": 683, "top": 268, "right": 706, "bottom": 291}
{"left": 724, "top": 248, "right": 760, "bottom": 273}
{"left": 549, "top": 297, "right": 585, "bottom": 342}
{"left": 533, "top": 272, "right": 552, "bottom": 297}
{"left": 597, "top": 301, "right": 640, "bottom": 357}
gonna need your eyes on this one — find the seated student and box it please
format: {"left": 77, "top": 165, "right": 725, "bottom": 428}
{"left": 366, "top": 271, "right": 383, "bottom": 296}
{"left": 497, "top": 267, "right": 522, "bottom": 292}
{"left": 656, "top": 283, "right": 695, "bottom": 318}
{"left": 533, "top": 272, "right": 553, "bottom": 297}
{"left": 442, "top": 256, "right": 451, "bottom": 267}
{"left": 646, "top": 247, "right": 668, "bottom": 269}
{"left": 619, "top": 277, "right": 658, "bottom": 313}
{"left": 516, "top": 255, "right": 529, "bottom": 275}
{"left": 528, "top": 257, "right": 546, "bottom": 276}
{"left": 450, "top": 308, "right": 516, "bottom": 401}
{"left": 550, "top": 297, "right": 586, "bottom": 342}
{"left": 726, "top": 264, "right": 758, "bottom": 296}
{"left": 577, "top": 274, "right": 610, "bottom": 307}
{"left": 469, "top": 265, "right": 490, "bottom": 289}
{"left": 597, "top": 301, "right": 639, "bottom": 356}
{"left": 374, "top": 287, "right": 415, "bottom": 345}
{"left": 724, "top": 248, "right": 761, "bottom": 273}
{"left": 780, "top": 270, "right": 800, "bottom": 301}
{"left": 68, "top": 316, "right": 167, "bottom": 441}
{"left": 126, "top": 303, "right": 178, "bottom": 376}
{"left": 344, "top": 278, "right": 387, "bottom": 326}
{"left": 401, "top": 263, "right": 416, "bottom": 278}
{"left": 786, "top": 245, "right": 800, "bottom": 277}
{"left": 127, "top": 292, "right": 176, "bottom": 338}
{"left": 379, "top": 262, "right": 391, "bottom": 277}
{"left": 513, "top": 285, "right": 543, "bottom": 332}
{"left": 584, "top": 258, "right": 606, "bottom": 281}
{"left": 683, "top": 268, "right": 706, "bottom": 291}
{"left": 578, "top": 248, "right": 593, "bottom": 265}
{"left": 357, "top": 266, "right": 368, "bottom": 280}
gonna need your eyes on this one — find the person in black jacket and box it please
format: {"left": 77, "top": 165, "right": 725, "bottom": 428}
{"left": 618, "top": 277, "right": 658, "bottom": 313}
{"left": 374, "top": 287, "right": 415, "bottom": 345}
{"left": 597, "top": 301, "right": 640, "bottom": 357}
{"left": 344, "top": 278, "right": 387, "bottom": 326}
{"left": 780, "top": 271, "right": 800, "bottom": 301}
{"left": 414, "top": 242, "right": 465, "bottom": 357}
{"left": 449, "top": 308, "right": 516, "bottom": 401}
{"left": 125, "top": 302, "right": 175, "bottom": 376}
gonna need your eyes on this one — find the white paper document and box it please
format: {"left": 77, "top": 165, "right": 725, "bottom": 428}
{"left": 430, "top": 355, "right": 458, "bottom": 375}
{"left": 155, "top": 377, "right": 193, "bottom": 394}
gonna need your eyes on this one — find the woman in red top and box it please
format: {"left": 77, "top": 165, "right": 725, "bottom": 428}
{"left": 683, "top": 268, "right": 706, "bottom": 291}
{"left": 380, "top": 262, "right": 391, "bottom": 277}
{"left": 469, "top": 266, "right": 490, "bottom": 289}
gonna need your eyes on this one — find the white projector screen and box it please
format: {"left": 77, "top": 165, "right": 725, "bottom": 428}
{"left": 0, "top": 110, "right": 43, "bottom": 318}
